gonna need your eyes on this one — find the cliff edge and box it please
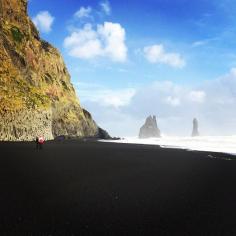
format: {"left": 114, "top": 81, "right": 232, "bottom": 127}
{"left": 0, "top": 0, "right": 104, "bottom": 140}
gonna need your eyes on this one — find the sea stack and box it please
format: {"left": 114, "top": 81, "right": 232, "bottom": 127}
{"left": 139, "top": 115, "right": 161, "bottom": 138}
{"left": 191, "top": 118, "right": 199, "bottom": 137}
{"left": 0, "top": 0, "right": 109, "bottom": 140}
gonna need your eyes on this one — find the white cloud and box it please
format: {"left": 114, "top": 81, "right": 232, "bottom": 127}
{"left": 33, "top": 11, "right": 54, "bottom": 33}
{"left": 74, "top": 7, "right": 92, "bottom": 19}
{"left": 188, "top": 90, "right": 206, "bottom": 103}
{"left": 143, "top": 44, "right": 186, "bottom": 68}
{"left": 77, "top": 82, "right": 135, "bottom": 108}
{"left": 98, "top": 22, "right": 127, "bottom": 61}
{"left": 166, "top": 96, "right": 181, "bottom": 106}
{"left": 64, "top": 24, "right": 102, "bottom": 59}
{"left": 192, "top": 37, "right": 218, "bottom": 47}
{"left": 64, "top": 22, "right": 127, "bottom": 62}
{"left": 100, "top": 0, "right": 111, "bottom": 15}
{"left": 192, "top": 40, "right": 208, "bottom": 47}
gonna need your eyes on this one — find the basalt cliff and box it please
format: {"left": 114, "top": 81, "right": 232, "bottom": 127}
{"left": 139, "top": 115, "right": 161, "bottom": 139}
{"left": 0, "top": 0, "right": 105, "bottom": 141}
{"left": 191, "top": 118, "right": 199, "bottom": 137}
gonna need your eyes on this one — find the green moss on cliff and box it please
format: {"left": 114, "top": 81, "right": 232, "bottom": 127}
{"left": 11, "top": 26, "right": 24, "bottom": 43}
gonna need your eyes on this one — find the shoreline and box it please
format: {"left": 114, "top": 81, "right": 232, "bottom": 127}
{"left": 0, "top": 138, "right": 235, "bottom": 159}
{"left": 100, "top": 136, "right": 236, "bottom": 156}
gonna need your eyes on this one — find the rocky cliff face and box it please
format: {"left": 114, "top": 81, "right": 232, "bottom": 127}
{"left": 139, "top": 115, "right": 161, "bottom": 138}
{"left": 0, "top": 0, "right": 101, "bottom": 141}
{"left": 191, "top": 118, "right": 199, "bottom": 137}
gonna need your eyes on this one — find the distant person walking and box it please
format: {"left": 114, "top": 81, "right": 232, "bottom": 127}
{"left": 35, "top": 137, "right": 39, "bottom": 149}
{"left": 38, "top": 136, "right": 45, "bottom": 149}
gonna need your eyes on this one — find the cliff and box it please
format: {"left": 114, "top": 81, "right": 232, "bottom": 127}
{"left": 0, "top": 0, "right": 102, "bottom": 140}
{"left": 139, "top": 115, "right": 161, "bottom": 138}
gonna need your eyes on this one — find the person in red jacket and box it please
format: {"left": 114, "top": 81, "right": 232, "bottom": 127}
{"left": 38, "top": 136, "right": 45, "bottom": 149}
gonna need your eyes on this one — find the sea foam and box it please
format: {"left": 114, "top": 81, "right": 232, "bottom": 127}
{"left": 101, "top": 136, "right": 236, "bottom": 155}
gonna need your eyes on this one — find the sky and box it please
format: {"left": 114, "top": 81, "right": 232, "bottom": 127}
{"left": 28, "top": 0, "right": 236, "bottom": 137}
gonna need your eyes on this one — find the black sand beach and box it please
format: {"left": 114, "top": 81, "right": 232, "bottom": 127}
{"left": 0, "top": 140, "right": 236, "bottom": 235}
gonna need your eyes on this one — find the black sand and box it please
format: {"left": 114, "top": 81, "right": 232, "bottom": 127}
{"left": 0, "top": 140, "right": 236, "bottom": 235}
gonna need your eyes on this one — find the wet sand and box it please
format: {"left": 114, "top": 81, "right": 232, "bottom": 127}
{"left": 0, "top": 140, "right": 236, "bottom": 235}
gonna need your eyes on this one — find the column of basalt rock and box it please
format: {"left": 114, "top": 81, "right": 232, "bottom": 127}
{"left": 139, "top": 115, "right": 161, "bottom": 138}
{"left": 192, "top": 118, "right": 199, "bottom": 137}
{"left": 0, "top": 108, "right": 53, "bottom": 141}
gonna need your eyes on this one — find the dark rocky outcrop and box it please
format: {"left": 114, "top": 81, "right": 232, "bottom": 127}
{"left": 0, "top": 0, "right": 109, "bottom": 140}
{"left": 139, "top": 115, "right": 161, "bottom": 138}
{"left": 191, "top": 118, "right": 199, "bottom": 137}
{"left": 96, "top": 128, "right": 111, "bottom": 140}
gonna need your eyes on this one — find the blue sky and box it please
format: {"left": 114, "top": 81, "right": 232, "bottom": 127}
{"left": 28, "top": 0, "right": 236, "bottom": 136}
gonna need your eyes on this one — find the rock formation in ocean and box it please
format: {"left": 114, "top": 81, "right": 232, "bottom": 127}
{"left": 0, "top": 0, "right": 109, "bottom": 140}
{"left": 139, "top": 115, "right": 161, "bottom": 138}
{"left": 191, "top": 118, "right": 199, "bottom": 137}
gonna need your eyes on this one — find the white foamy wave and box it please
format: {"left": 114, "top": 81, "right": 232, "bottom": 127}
{"left": 101, "top": 136, "right": 236, "bottom": 155}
